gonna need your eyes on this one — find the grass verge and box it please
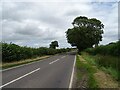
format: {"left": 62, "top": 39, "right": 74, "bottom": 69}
{"left": 0, "top": 56, "right": 50, "bottom": 70}
{"left": 81, "top": 52, "right": 119, "bottom": 81}
{"left": 81, "top": 52, "right": 119, "bottom": 88}
{"left": 76, "top": 54, "right": 98, "bottom": 88}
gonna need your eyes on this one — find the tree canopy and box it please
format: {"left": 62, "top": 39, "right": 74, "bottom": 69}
{"left": 66, "top": 16, "right": 104, "bottom": 51}
{"left": 49, "top": 41, "right": 59, "bottom": 49}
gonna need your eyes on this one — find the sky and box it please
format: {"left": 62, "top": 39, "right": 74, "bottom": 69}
{"left": 0, "top": 0, "right": 119, "bottom": 48}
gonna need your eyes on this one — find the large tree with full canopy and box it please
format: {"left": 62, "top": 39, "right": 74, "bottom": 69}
{"left": 66, "top": 16, "right": 104, "bottom": 51}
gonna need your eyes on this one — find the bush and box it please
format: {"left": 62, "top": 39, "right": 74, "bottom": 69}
{"left": 94, "top": 55, "right": 119, "bottom": 69}
{"left": 2, "top": 43, "right": 71, "bottom": 62}
{"left": 84, "top": 41, "right": 120, "bottom": 81}
{"left": 85, "top": 41, "right": 120, "bottom": 57}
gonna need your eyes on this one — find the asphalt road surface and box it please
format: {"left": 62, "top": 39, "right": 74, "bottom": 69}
{"left": 1, "top": 51, "right": 76, "bottom": 88}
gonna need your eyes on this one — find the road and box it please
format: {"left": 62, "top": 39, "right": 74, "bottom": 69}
{"left": 1, "top": 51, "right": 76, "bottom": 88}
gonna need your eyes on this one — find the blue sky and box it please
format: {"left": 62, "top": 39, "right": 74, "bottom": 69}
{"left": 1, "top": 0, "right": 119, "bottom": 48}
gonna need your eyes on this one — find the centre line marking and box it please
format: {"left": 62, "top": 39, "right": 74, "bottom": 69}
{"left": 49, "top": 59, "right": 60, "bottom": 64}
{"left": 0, "top": 68, "right": 40, "bottom": 88}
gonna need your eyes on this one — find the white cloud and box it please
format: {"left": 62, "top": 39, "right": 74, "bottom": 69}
{"left": 2, "top": 0, "right": 119, "bottom": 2}
{"left": 1, "top": 1, "right": 119, "bottom": 47}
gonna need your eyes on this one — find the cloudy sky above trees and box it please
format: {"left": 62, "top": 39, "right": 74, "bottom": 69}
{"left": 1, "top": 0, "right": 119, "bottom": 48}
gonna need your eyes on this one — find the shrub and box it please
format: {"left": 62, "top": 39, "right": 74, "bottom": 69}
{"left": 85, "top": 41, "right": 120, "bottom": 56}
{"left": 2, "top": 43, "right": 71, "bottom": 62}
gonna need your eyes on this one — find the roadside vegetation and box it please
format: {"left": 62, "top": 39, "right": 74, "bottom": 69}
{"left": 1, "top": 42, "right": 72, "bottom": 69}
{"left": 76, "top": 54, "right": 98, "bottom": 88}
{"left": 1, "top": 56, "right": 50, "bottom": 69}
{"left": 84, "top": 41, "right": 120, "bottom": 82}
{"left": 66, "top": 16, "right": 119, "bottom": 88}
{"left": 76, "top": 41, "right": 119, "bottom": 88}
{"left": 80, "top": 52, "right": 119, "bottom": 88}
{"left": 2, "top": 42, "right": 72, "bottom": 63}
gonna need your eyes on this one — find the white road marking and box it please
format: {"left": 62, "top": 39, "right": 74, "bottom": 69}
{"left": 1, "top": 56, "right": 49, "bottom": 72}
{"left": 0, "top": 68, "right": 40, "bottom": 88}
{"left": 49, "top": 59, "right": 60, "bottom": 64}
{"left": 61, "top": 56, "right": 66, "bottom": 58}
{"left": 69, "top": 55, "right": 76, "bottom": 88}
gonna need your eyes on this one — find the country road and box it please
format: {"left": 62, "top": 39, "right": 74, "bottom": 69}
{"left": 1, "top": 51, "right": 76, "bottom": 88}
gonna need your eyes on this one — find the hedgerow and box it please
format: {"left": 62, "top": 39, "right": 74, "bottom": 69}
{"left": 84, "top": 41, "right": 120, "bottom": 81}
{"left": 84, "top": 40, "right": 120, "bottom": 56}
{"left": 1, "top": 43, "right": 71, "bottom": 62}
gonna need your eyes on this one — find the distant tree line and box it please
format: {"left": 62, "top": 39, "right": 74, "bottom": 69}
{"left": 2, "top": 42, "right": 72, "bottom": 62}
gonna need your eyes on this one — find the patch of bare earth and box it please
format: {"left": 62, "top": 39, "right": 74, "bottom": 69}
{"left": 80, "top": 55, "right": 119, "bottom": 88}
{"left": 77, "top": 74, "right": 88, "bottom": 89}
{"left": 75, "top": 55, "right": 119, "bottom": 89}
{"left": 94, "top": 69, "right": 119, "bottom": 88}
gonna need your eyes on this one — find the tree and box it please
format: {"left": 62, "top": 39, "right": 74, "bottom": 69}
{"left": 49, "top": 41, "right": 59, "bottom": 49}
{"left": 66, "top": 16, "right": 104, "bottom": 51}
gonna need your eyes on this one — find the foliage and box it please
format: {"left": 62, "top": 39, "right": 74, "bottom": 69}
{"left": 66, "top": 16, "right": 104, "bottom": 51}
{"left": 101, "top": 67, "right": 118, "bottom": 80}
{"left": 82, "top": 49, "right": 120, "bottom": 81}
{"left": 2, "top": 42, "right": 71, "bottom": 62}
{"left": 49, "top": 41, "right": 59, "bottom": 49}
{"left": 84, "top": 40, "right": 120, "bottom": 57}
{"left": 76, "top": 55, "right": 98, "bottom": 88}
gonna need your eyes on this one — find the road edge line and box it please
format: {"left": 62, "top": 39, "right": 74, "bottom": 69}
{"left": 69, "top": 55, "right": 76, "bottom": 88}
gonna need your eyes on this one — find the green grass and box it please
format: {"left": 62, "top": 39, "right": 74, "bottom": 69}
{"left": 81, "top": 52, "right": 96, "bottom": 66}
{"left": 88, "top": 73, "right": 98, "bottom": 89}
{"left": 76, "top": 54, "right": 98, "bottom": 88}
{"left": 101, "top": 67, "right": 118, "bottom": 80}
{"left": 1, "top": 56, "right": 50, "bottom": 70}
{"left": 81, "top": 52, "right": 119, "bottom": 81}
{"left": 76, "top": 55, "right": 82, "bottom": 80}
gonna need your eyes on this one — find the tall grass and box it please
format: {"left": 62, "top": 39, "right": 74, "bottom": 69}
{"left": 83, "top": 41, "right": 120, "bottom": 81}
{"left": 95, "top": 55, "right": 119, "bottom": 81}
{"left": 94, "top": 55, "right": 118, "bottom": 70}
{"left": 82, "top": 52, "right": 119, "bottom": 81}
